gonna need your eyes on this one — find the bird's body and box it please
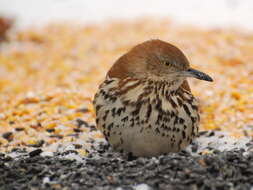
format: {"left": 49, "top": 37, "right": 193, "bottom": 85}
{"left": 93, "top": 40, "right": 212, "bottom": 157}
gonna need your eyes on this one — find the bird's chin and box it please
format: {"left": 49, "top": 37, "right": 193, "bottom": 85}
{"left": 166, "top": 78, "right": 186, "bottom": 91}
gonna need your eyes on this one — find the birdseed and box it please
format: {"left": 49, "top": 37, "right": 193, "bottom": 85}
{"left": 0, "top": 19, "right": 253, "bottom": 154}
{"left": 0, "top": 19, "right": 253, "bottom": 189}
{"left": 0, "top": 146, "right": 253, "bottom": 190}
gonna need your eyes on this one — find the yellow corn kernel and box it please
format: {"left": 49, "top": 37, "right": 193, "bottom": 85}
{"left": 26, "top": 138, "right": 37, "bottom": 145}
{"left": 201, "top": 149, "right": 212, "bottom": 155}
{"left": 66, "top": 114, "right": 76, "bottom": 121}
{"left": 92, "top": 132, "right": 104, "bottom": 139}
{"left": 45, "top": 122, "right": 57, "bottom": 130}
{"left": 78, "top": 149, "right": 88, "bottom": 157}
{"left": 231, "top": 91, "right": 241, "bottom": 100}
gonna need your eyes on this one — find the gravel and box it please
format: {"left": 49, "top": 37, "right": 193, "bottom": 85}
{"left": 1, "top": 138, "right": 253, "bottom": 190}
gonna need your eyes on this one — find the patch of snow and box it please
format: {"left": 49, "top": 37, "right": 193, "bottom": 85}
{"left": 60, "top": 153, "right": 84, "bottom": 162}
{"left": 40, "top": 151, "right": 54, "bottom": 157}
{"left": 134, "top": 184, "right": 153, "bottom": 190}
{"left": 187, "top": 130, "right": 252, "bottom": 154}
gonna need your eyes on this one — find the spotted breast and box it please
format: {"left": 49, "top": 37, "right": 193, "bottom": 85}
{"left": 93, "top": 76, "right": 200, "bottom": 157}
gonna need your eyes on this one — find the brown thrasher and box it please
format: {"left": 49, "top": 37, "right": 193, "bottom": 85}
{"left": 93, "top": 40, "right": 213, "bottom": 157}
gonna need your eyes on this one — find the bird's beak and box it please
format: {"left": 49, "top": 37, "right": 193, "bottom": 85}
{"left": 183, "top": 68, "right": 213, "bottom": 82}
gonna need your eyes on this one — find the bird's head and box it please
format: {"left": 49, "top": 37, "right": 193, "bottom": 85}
{"left": 108, "top": 40, "right": 213, "bottom": 89}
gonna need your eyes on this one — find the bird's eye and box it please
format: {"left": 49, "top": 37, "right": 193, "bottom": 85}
{"left": 164, "top": 61, "right": 172, "bottom": 66}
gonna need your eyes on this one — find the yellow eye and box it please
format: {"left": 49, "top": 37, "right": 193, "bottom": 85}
{"left": 164, "top": 61, "right": 172, "bottom": 66}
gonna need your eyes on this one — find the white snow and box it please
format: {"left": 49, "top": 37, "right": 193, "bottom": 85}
{"left": 186, "top": 130, "right": 252, "bottom": 155}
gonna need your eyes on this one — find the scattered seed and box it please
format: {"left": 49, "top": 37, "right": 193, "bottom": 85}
{"left": 29, "top": 149, "right": 42, "bottom": 157}
{"left": 2, "top": 132, "right": 13, "bottom": 141}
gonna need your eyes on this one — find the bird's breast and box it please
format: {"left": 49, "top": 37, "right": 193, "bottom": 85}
{"left": 94, "top": 77, "right": 199, "bottom": 129}
{"left": 93, "top": 77, "right": 200, "bottom": 155}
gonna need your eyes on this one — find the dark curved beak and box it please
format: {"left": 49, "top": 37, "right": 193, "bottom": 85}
{"left": 185, "top": 68, "right": 213, "bottom": 82}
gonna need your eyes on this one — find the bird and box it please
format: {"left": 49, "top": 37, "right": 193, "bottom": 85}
{"left": 93, "top": 39, "right": 213, "bottom": 157}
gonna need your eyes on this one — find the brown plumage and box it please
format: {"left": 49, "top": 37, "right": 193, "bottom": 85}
{"left": 93, "top": 39, "right": 213, "bottom": 157}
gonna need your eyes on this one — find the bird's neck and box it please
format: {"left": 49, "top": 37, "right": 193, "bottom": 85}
{"left": 142, "top": 78, "right": 185, "bottom": 93}
{"left": 108, "top": 77, "right": 187, "bottom": 103}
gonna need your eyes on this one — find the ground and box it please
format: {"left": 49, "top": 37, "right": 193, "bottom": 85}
{"left": 0, "top": 19, "right": 253, "bottom": 190}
